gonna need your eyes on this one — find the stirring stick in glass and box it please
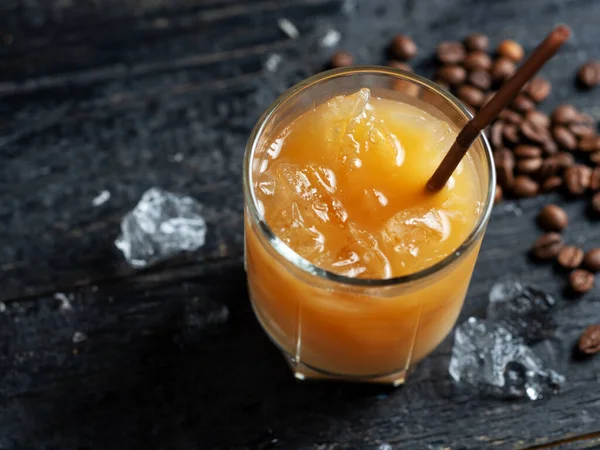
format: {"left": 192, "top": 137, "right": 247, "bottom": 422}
{"left": 426, "top": 25, "right": 571, "bottom": 192}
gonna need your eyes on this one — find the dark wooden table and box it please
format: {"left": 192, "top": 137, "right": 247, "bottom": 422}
{"left": 2, "top": 1, "right": 600, "bottom": 448}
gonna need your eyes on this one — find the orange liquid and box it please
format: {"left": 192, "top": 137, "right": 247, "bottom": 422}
{"left": 246, "top": 89, "right": 485, "bottom": 380}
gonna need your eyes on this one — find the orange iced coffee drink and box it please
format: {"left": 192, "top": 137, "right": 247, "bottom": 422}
{"left": 243, "top": 68, "right": 494, "bottom": 384}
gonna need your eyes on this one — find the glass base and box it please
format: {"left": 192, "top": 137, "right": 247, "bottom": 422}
{"left": 284, "top": 353, "right": 407, "bottom": 386}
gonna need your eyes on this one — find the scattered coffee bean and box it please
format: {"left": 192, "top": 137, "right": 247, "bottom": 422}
{"left": 497, "top": 39, "right": 524, "bottom": 62}
{"left": 538, "top": 156, "right": 562, "bottom": 179}
{"left": 388, "top": 60, "right": 413, "bottom": 72}
{"left": 577, "top": 61, "right": 600, "bottom": 88}
{"left": 494, "top": 148, "right": 515, "bottom": 188}
{"left": 538, "top": 204, "right": 568, "bottom": 231}
{"left": 389, "top": 35, "right": 418, "bottom": 60}
{"left": 517, "top": 157, "right": 543, "bottom": 174}
{"left": 525, "top": 77, "right": 551, "bottom": 102}
{"left": 542, "top": 137, "right": 559, "bottom": 155}
{"left": 569, "top": 269, "right": 595, "bottom": 294}
{"left": 531, "top": 232, "right": 564, "bottom": 260}
{"left": 491, "top": 57, "right": 516, "bottom": 82}
{"left": 514, "top": 145, "right": 542, "bottom": 159}
{"left": 392, "top": 78, "right": 420, "bottom": 96}
{"left": 330, "top": 51, "right": 354, "bottom": 68}
{"left": 503, "top": 123, "right": 520, "bottom": 145}
{"left": 437, "top": 65, "right": 467, "bottom": 85}
{"left": 591, "top": 167, "right": 600, "bottom": 191}
{"left": 498, "top": 109, "right": 523, "bottom": 125}
{"left": 511, "top": 94, "right": 535, "bottom": 113}
{"left": 542, "top": 176, "right": 563, "bottom": 192}
{"left": 568, "top": 122, "right": 595, "bottom": 139}
{"left": 490, "top": 121, "right": 504, "bottom": 149}
{"left": 557, "top": 246, "right": 584, "bottom": 269}
{"left": 590, "top": 151, "right": 600, "bottom": 165}
{"left": 457, "top": 84, "right": 484, "bottom": 107}
{"left": 433, "top": 78, "right": 450, "bottom": 90}
{"left": 464, "top": 33, "right": 489, "bottom": 51}
{"left": 494, "top": 184, "right": 503, "bottom": 203}
{"left": 552, "top": 104, "right": 579, "bottom": 124}
{"left": 463, "top": 51, "right": 492, "bottom": 71}
{"left": 555, "top": 151, "right": 575, "bottom": 168}
{"left": 579, "top": 135, "right": 600, "bottom": 152}
{"left": 592, "top": 192, "right": 600, "bottom": 215}
{"left": 552, "top": 125, "right": 578, "bottom": 150}
{"left": 564, "top": 164, "right": 592, "bottom": 195}
{"left": 513, "top": 175, "right": 539, "bottom": 197}
{"left": 525, "top": 110, "right": 551, "bottom": 129}
{"left": 468, "top": 70, "right": 492, "bottom": 91}
{"left": 583, "top": 249, "right": 600, "bottom": 272}
{"left": 437, "top": 41, "right": 466, "bottom": 64}
{"left": 578, "top": 324, "right": 600, "bottom": 354}
{"left": 520, "top": 120, "right": 549, "bottom": 144}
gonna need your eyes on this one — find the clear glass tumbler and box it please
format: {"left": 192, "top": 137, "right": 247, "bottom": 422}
{"left": 243, "top": 66, "right": 495, "bottom": 385}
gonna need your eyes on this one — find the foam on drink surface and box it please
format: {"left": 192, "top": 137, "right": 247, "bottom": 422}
{"left": 255, "top": 88, "right": 481, "bottom": 278}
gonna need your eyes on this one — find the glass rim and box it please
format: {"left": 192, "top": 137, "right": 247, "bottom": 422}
{"left": 243, "top": 65, "right": 496, "bottom": 287}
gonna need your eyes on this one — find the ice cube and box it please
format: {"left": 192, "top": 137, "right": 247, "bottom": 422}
{"left": 277, "top": 203, "right": 326, "bottom": 259}
{"left": 317, "top": 225, "right": 392, "bottom": 279}
{"left": 322, "top": 88, "right": 371, "bottom": 126}
{"left": 487, "top": 277, "right": 557, "bottom": 342}
{"left": 115, "top": 188, "right": 207, "bottom": 268}
{"left": 449, "top": 317, "right": 565, "bottom": 400}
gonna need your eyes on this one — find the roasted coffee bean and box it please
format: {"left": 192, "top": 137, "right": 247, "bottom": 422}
{"left": 568, "top": 123, "right": 596, "bottom": 139}
{"left": 538, "top": 157, "right": 562, "bottom": 179}
{"left": 494, "top": 148, "right": 515, "bottom": 188}
{"left": 577, "top": 61, "right": 600, "bottom": 88}
{"left": 491, "top": 57, "right": 516, "bottom": 82}
{"left": 388, "top": 60, "right": 413, "bottom": 72}
{"left": 552, "top": 125, "right": 578, "bottom": 150}
{"left": 497, "top": 39, "right": 524, "bottom": 62}
{"left": 457, "top": 84, "right": 484, "bottom": 107}
{"left": 542, "top": 138, "right": 559, "bottom": 155}
{"left": 525, "top": 110, "right": 551, "bottom": 129}
{"left": 511, "top": 94, "right": 535, "bottom": 113}
{"left": 520, "top": 120, "right": 549, "bottom": 144}
{"left": 437, "top": 65, "right": 467, "bottom": 85}
{"left": 433, "top": 78, "right": 450, "bottom": 90}
{"left": 525, "top": 77, "right": 551, "bottom": 102}
{"left": 517, "top": 157, "right": 543, "bottom": 174}
{"left": 558, "top": 246, "right": 584, "bottom": 269}
{"left": 552, "top": 104, "right": 579, "bottom": 124}
{"left": 437, "top": 41, "right": 466, "bottom": 64}
{"left": 579, "top": 135, "right": 600, "bottom": 152}
{"left": 463, "top": 51, "right": 492, "bottom": 71}
{"left": 569, "top": 269, "right": 595, "bottom": 294}
{"left": 592, "top": 192, "right": 600, "bottom": 215}
{"left": 392, "top": 78, "right": 420, "bottom": 96}
{"left": 464, "top": 33, "right": 489, "bottom": 51}
{"left": 538, "top": 204, "right": 568, "bottom": 231}
{"left": 591, "top": 151, "right": 600, "bottom": 165}
{"left": 591, "top": 167, "right": 600, "bottom": 191}
{"left": 531, "top": 232, "right": 564, "bottom": 260}
{"left": 513, "top": 175, "right": 539, "bottom": 197}
{"left": 468, "top": 69, "right": 492, "bottom": 91}
{"left": 584, "top": 249, "right": 600, "bottom": 272}
{"left": 555, "top": 151, "right": 575, "bottom": 168}
{"left": 514, "top": 145, "right": 542, "bottom": 159}
{"left": 330, "top": 51, "right": 354, "bottom": 68}
{"left": 564, "top": 164, "right": 592, "bottom": 195}
{"left": 503, "top": 123, "right": 519, "bottom": 145}
{"left": 389, "top": 35, "right": 418, "bottom": 60}
{"left": 494, "top": 184, "right": 503, "bottom": 203}
{"left": 542, "top": 176, "right": 563, "bottom": 192}
{"left": 498, "top": 109, "right": 524, "bottom": 125}
{"left": 490, "top": 121, "right": 505, "bottom": 149}
{"left": 578, "top": 324, "right": 600, "bottom": 354}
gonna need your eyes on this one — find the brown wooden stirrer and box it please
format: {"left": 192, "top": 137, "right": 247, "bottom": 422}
{"left": 426, "top": 25, "right": 571, "bottom": 192}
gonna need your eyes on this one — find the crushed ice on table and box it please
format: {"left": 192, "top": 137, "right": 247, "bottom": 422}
{"left": 449, "top": 318, "right": 565, "bottom": 400}
{"left": 487, "top": 277, "right": 557, "bottom": 342}
{"left": 277, "top": 18, "right": 299, "bottom": 39}
{"left": 320, "top": 29, "right": 341, "bottom": 48}
{"left": 264, "top": 53, "right": 282, "bottom": 72}
{"left": 54, "top": 292, "right": 72, "bottom": 311}
{"left": 115, "top": 188, "right": 207, "bottom": 268}
{"left": 92, "top": 190, "right": 111, "bottom": 207}
{"left": 72, "top": 331, "right": 88, "bottom": 344}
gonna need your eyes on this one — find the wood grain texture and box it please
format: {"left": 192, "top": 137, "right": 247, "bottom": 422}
{"left": 2, "top": 0, "right": 600, "bottom": 448}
